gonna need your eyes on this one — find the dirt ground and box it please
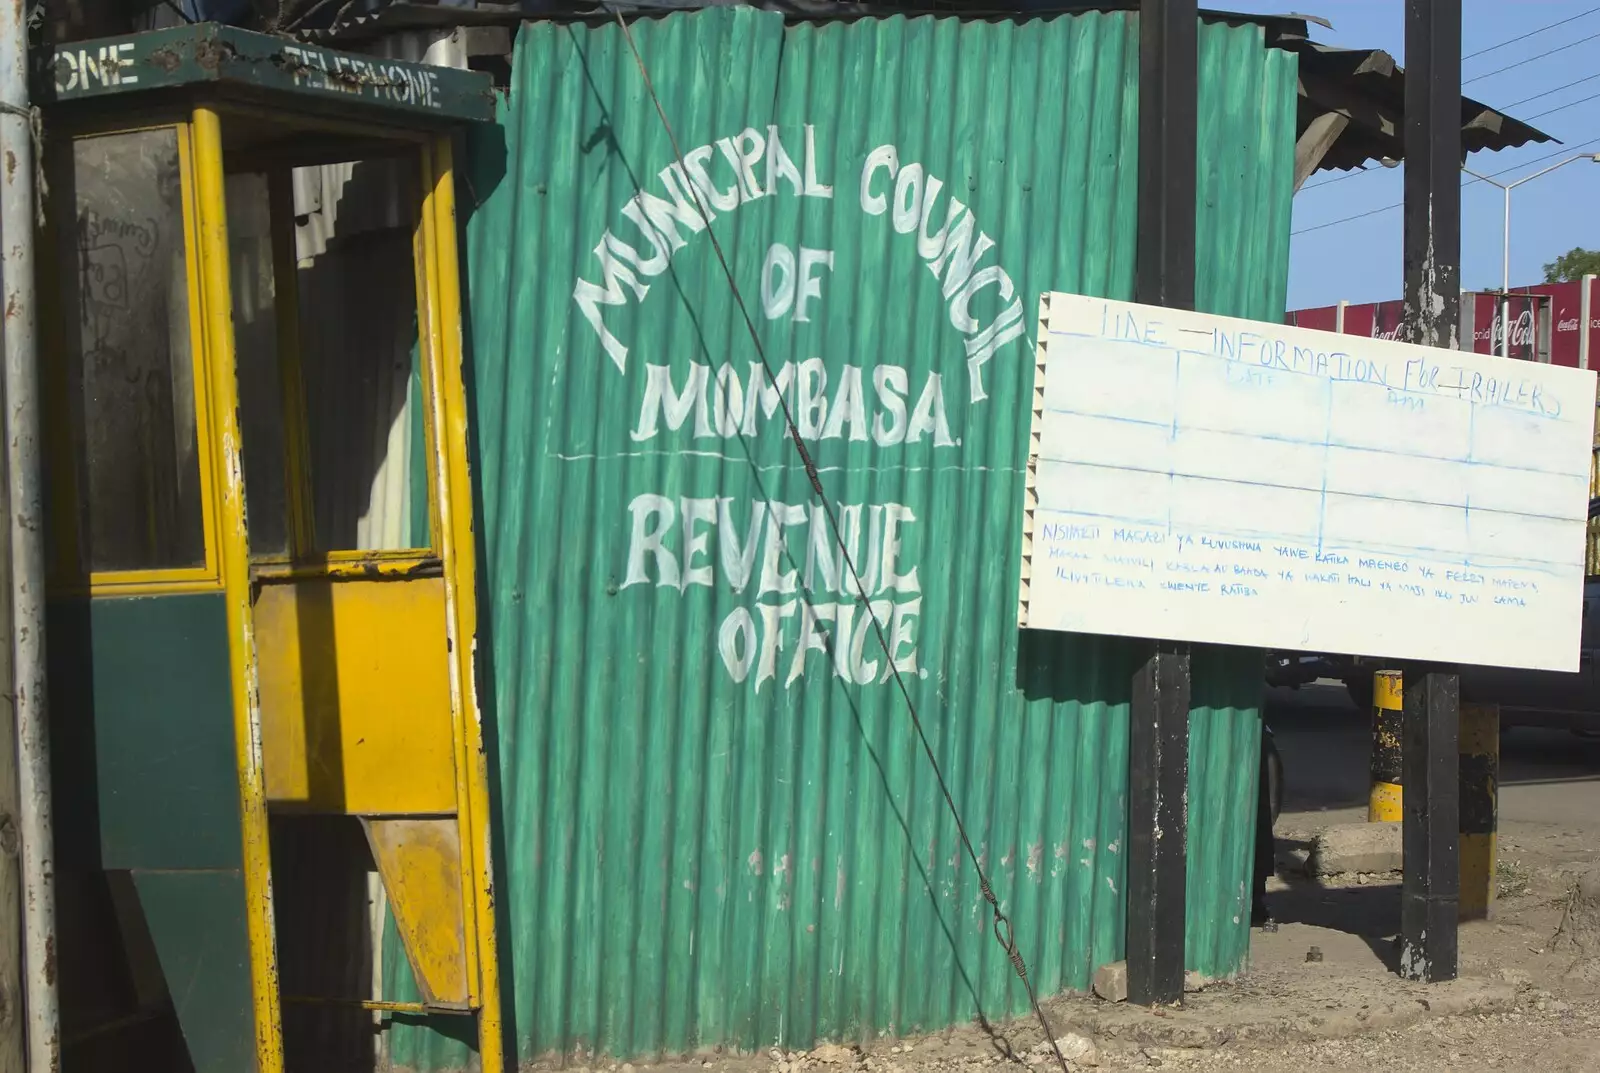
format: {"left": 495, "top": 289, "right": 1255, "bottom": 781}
{"left": 515, "top": 690, "right": 1600, "bottom": 1073}
{"left": 898, "top": 817, "right": 1600, "bottom": 1070}
{"left": 536, "top": 818, "right": 1600, "bottom": 1073}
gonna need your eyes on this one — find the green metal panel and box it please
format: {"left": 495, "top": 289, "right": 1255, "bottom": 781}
{"left": 49, "top": 593, "right": 243, "bottom": 871}
{"left": 34, "top": 23, "right": 493, "bottom": 124}
{"left": 132, "top": 868, "right": 257, "bottom": 1073}
{"left": 387, "top": 8, "right": 1295, "bottom": 1066}
{"left": 1187, "top": 22, "right": 1298, "bottom": 980}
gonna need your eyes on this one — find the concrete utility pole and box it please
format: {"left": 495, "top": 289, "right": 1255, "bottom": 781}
{"left": 1, "top": 0, "right": 60, "bottom": 1067}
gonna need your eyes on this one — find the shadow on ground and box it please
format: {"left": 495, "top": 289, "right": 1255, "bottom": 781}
{"left": 1264, "top": 874, "right": 1404, "bottom": 971}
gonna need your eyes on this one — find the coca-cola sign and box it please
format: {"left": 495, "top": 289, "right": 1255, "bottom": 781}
{"left": 1481, "top": 307, "right": 1535, "bottom": 349}
{"left": 1370, "top": 300, "right": 1405, "bottom": 341}
{"left": 1288, "top": 278, "right": 1600, "bottom": 369}
{"left": 1466, "top": 293, "right": 1542, "bottom": 362}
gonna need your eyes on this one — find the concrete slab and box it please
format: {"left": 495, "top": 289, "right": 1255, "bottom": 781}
{"left": 1309, "top": 821, "right": 1402, "bottom": 876}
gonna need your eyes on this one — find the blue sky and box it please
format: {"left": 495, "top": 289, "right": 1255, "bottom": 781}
{"left": 1225, "top": 1, "right": 1600, "bottom": 310}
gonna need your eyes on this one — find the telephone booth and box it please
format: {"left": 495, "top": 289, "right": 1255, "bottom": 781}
{"left": 37, "top": 25, "right": 501, "bottom": 1073}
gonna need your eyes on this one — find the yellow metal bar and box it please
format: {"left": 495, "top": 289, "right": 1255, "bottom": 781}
{"left": 282, "top": 996, "right": 463, "bottom": 1015}
{"left": 191, "top": 105, "right": 286, "bottom": 1073}
{"left": 421, "top": 134, "right": 505, "bottom": 1073}
{"left": 413, "top": 142, "right": 479, "bottom": 988}
{"left": 87, "top": 566, "right": 218, "bottom": 591}
{"left": 415, "top": 156, "right": 444, "bottom": 552}
{"left": 316, "top": 548, "right": 443, "bottom": 568}
{"left": 177, "top": 123, "right": 226, "bottom": 581}
{"left": 76, "top": 575, "right": 227, "bottom": 599}
{"left": 268, "top": 169, "right": 317, "bottom": 560}
{"left": 250, "top": 554, "right": 444, "bottom": 583}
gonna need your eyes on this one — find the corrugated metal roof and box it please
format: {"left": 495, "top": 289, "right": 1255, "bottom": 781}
{"left": 1293, "top": 40, "right": 1556, "bottom": 175}
{"left": 375, "top": 6, "right": 1295, "bottom": 1067}
{"left": 298, "top": 3, "right": 1549, "bottom": 179}
{"left": 298, "top": 0, "right": 1322, "bottom": 44}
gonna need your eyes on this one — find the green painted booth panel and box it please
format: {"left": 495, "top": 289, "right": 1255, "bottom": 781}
{"left": 48, "top": 593, "right": 243, "bottom": 871}
{"left": 132, "top": 868, "right": 257, "bottom": 1073}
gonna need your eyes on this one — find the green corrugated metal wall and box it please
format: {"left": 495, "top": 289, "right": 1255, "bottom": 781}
{"left": 385, "top": 8, "right": 1296, "bottom": 1067}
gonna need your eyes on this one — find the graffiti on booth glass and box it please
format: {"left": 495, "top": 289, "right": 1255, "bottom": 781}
{"left": 64, "top": 132, "right": 202, "bottom": 570}
{"left": 568, "top": 124, "right": 1028, "bottom": 690}
{"left": 76, "top": 208, "right": 167, "bottom": 391}
{"left": 77, "top": 210, "right": 160, "bottom": 320}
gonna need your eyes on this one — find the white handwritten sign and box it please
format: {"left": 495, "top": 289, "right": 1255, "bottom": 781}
{"left": 1019, "top": 293, "right": 1598, "bottom": 672}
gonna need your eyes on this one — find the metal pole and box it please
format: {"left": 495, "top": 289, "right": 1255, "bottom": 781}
{"left": 1400, "top": 0, "right": 1461, "bottom": 985}
{"left": 1463, "top": 156, "right": 1598, "bottom": 360}
{"left": 1129, "top": 0, "right": 1196, "bottom": 1008}
{"left": 1581, "top": 274, "right": 1594, "bottom": 371}
{"left": 1400, "top": 667, "right": 1460, "bottom": 980}
{"left": 1501, "top": 186, "right": 1510, "bottom": 296}
{"left": 1403, "top": 0, "right": 1462, "bottom": 353}
{"left": 0, "top": 5, "right": 61, "bottom": 1068}
{"left": 1136, "top": 0, "right": 1197, "bottom": 312}
{"left": 1501, "top": 187, "right": 1510, "bottom": 357}
{"left": 1127, "top": 641, "right": 1190, "bottom": 1005}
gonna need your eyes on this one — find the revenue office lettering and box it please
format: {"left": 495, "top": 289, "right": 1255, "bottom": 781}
{"left": 571, "top": 125, "right": 1027, "bottom": 689}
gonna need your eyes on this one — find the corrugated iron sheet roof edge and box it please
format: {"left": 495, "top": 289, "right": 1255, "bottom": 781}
{"left": 299, "top": 3, "right": 1548, "bottom": 173}
{"left": 303, "top": 1, "right": 1318, "bottom": 44}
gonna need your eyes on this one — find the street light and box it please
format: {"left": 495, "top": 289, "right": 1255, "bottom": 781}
{"left": 1461, "top": 153, "right": 1600, "bottom": 356}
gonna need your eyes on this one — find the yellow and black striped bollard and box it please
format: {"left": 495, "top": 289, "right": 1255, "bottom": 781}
{"left": 1369, "top": 670, "right": 1404, "bottom": 823}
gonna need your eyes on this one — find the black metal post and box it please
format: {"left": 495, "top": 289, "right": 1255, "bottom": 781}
{"left": 1136, "top": 0, "right": 1198, "bottom": 313}
{"left": 1400, "top": 668, "right": 1460, "bottom": 981}
{"left": 1127, "top": 641, "right": 1191, "bottom": 1005}
{"left": 1128, "top": 0, "right": 1197, "bottom": 1008}
{"left": 1399, "top": 0, "right": 1462, "bottom": 984}
{"left": 1401, "top": 0, "right": 1462, "bottom": 350}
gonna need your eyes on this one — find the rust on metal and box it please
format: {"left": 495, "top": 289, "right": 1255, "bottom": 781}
{"left": 194, "top": 37, "right": 233, "bottom": 72}
{"left": 249, "top": 553, "right": 443, "bottom": 584}
{"left": 281, "top": 996, "right": 455, "bottom": 1015}
{"left": 147, "top": 45, "right": 181, "bottom": 73}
